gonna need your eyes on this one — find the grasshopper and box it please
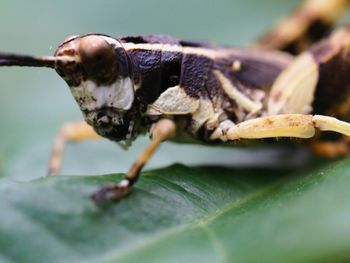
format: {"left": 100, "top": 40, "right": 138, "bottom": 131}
{"left": 1, "top": 0, "right": 350, "bottom": 203}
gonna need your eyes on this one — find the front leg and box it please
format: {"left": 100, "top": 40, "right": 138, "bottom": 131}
{"left": 49, "top": 121, "right": 101, "bottom": 176}
{"left": 92, "top": 119, "right": 176, "bottom": 203}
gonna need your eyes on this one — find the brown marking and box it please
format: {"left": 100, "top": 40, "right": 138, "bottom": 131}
{"left": 284, "top": 115, "right": 310, "bottom": 127}
{"left": 288, "top": 121, "right": 300, "bottom": 127}
{"left": 272, "top": 91, "right": 282, "bottom": 102}
{"left": 264, "top": 118, "right": 273, "bottom": 125}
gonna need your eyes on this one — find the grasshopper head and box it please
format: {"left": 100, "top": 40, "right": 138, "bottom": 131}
{"left": 54, "top": 34, "right": 136, "bottom": 141}
{"left": 0, "top": 34, "right": 138, "bottom": 142}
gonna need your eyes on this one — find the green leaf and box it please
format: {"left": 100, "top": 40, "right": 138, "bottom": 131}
{"left": 1, "top": 160, "right": 350, "bottom": 263}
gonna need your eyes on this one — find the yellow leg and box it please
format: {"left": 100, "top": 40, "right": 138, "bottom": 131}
{"left": 48, "top": 121, "right": 100, "bottom": 176}
{"left": 92, "top": 119, "right": 176, "bottom": 203}
{"left": 211, "top": 114, "right": 350, "bottom": 141}
{"left": 256, "top": 0, "right": 350, "bottom": 53}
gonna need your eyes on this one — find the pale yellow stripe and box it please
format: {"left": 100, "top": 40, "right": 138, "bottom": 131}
{"left": 214, "top": 70, "right": 262, "bottom": 114}
{"left": 122, "top": 42, "right": 234, "bottom": 59}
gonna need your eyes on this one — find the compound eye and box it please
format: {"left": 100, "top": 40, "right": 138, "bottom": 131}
{"left": 78, "top": 35, "right": 118, "bottom": 84}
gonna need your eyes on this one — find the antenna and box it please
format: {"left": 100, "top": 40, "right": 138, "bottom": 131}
{"left": 0, "top": 53, "right": 72, "bottom": 68}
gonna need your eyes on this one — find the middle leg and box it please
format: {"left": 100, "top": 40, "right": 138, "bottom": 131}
{"left": 92, "top": 119, "right": 176, "bottom": 203}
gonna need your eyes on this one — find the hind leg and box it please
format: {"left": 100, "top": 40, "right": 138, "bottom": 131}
{"left": 256, "top": 0, "right": 350, "bottom": 53}
{"left": 211, "top": 114, "right": 350, "bottom": 142}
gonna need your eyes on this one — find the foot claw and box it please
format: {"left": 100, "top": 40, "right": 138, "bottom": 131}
{"left": 91, "top": 185, "right": 130, "bottom": 204}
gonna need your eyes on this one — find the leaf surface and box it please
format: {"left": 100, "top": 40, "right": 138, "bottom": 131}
{"left": 1, "top": 160, "right": 350, "bottom": 263}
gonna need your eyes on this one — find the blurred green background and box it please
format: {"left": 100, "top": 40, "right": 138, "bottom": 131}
{"left": 0, "top": 0, "right": 312, "bottom": 180}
